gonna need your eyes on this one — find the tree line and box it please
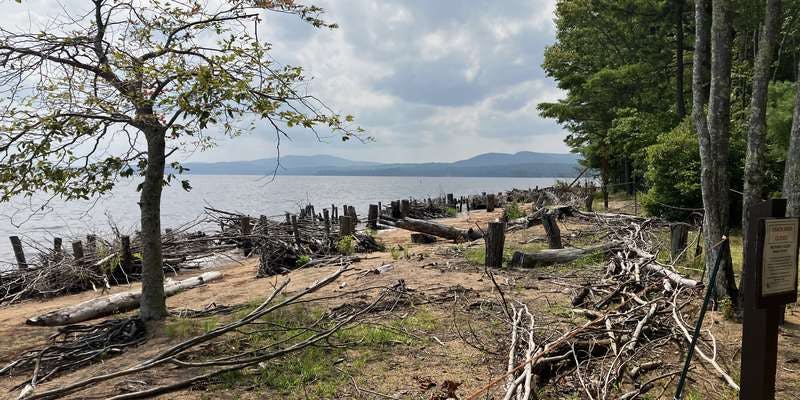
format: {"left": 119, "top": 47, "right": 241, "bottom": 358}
{"left": 540, "top": 0, "right": 800, "bottom": 311}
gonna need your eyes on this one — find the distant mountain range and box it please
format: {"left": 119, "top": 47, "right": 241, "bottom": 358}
{"left": 180, "top": 151, "right": 582, "bottom": 178}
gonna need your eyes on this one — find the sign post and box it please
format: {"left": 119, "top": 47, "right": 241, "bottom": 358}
{"left": 740, "top": 199, "right": 800, "bottom": 399}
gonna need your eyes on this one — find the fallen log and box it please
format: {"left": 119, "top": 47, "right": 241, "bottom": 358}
{"left": 381, "top": 217, "right": 482, "bottom": 242}
{"left": 510, "top": 242, "right": 620, "bottom": 268}
{"left": 26, "top": 272, "right": 223, "bottom": 326}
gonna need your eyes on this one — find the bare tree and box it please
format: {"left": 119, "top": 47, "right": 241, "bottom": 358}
{"left": 741, "top": 0, "right": 782, "bottom": 306}
{"left": 692, "top": 0, "right": 739, "bottom": 306}
{"left": 0, "top": 1, "right": 358, "bottom": 320}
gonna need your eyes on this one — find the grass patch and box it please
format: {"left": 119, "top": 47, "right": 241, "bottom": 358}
{"left": 464, "top": 242, "right": 547, "bottom": 267}
{"left": 165, "top": 317, "right": 219, "bottom": 338}
{"left": 503, "top": 202, "right": 526, "bottom": 220}
{"left": 446, "top": 207, "right": 459, "bottom": 217}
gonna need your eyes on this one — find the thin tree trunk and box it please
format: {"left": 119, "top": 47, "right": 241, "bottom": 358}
{"left": 741, "top": 0, "right": 782, "bottom": 307}
{"left": 694, "top": 0, "right": 739, "bottom": 306}
{"left": 139, "top": 129, "right": 168, "bottom": 321}
{"left": 675, "top": 0, "right": 687, "bottom": 119}
{"left": 785, "top": 61, "right": 800, "bottom": 218}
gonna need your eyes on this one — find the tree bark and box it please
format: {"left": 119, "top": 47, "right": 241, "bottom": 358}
{"left": 139, "top": 128, "right": 168, "bottom": 321}
{"left": 675, "top": 0, "right": 687, "bottom": 119}
{"left": 694, "top": 0, "right": 739, "bottom": 306}
{"left": 784, "top": 61, "right": 800, "bottom": 218}
{"left": 741, "top": 0, "right": 782, "bottom": 307}
{"left": 510, "top": 242, "right": 620, "bottom": 268}
{"left": 381, "top": 217, "right": 482, "bottom": 242}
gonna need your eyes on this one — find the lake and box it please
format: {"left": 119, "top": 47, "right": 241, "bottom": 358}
{"left": 0, "top": 175, "right": 562, "bottom": 263}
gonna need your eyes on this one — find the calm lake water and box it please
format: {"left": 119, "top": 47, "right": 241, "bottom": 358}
{"left": 0, "top": 175, "right": 561, "bottom": 263}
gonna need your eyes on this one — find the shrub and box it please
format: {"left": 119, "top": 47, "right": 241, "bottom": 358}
{"left": 336, "top": 235, "right": 355, "bottom": 255}
{"left": 503, "top": 202, "right": 525, "bottom": 220}
{"left": 295, "top": 255, "right": 311, "bottom": 267}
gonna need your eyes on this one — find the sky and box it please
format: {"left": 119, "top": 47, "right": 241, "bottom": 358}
{"left": 4, "top": 0, "right": 569, "bottom": 164}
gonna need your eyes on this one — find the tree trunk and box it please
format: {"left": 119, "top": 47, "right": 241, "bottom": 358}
{"left": 697, "top": 0, "right": 738, "bottom": 306}
{"left": 139, "top": 129, "right": 168, "bottom": 321}
{"left": 784, "top": 61, "right": 800, "bottom": 218}
{"left": 510, "top": 242, "right": 619, "bottom": 268}
{"left": 741, "top": 0, "right": 782, "bottom": 307}
{"left": 675, "top": 0, "right": 687, "bottom": 119}
{"left": 381, "top": 217, "right": 482, "bottom": 242}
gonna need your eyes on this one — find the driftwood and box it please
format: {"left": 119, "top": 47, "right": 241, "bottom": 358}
{"left": 410, "top": 233, "right": 438, "bottom": 244}
{"left": 26, "top": 272, "right": 223, "bottom": 326}
{"left": 510, "top": 242, "right": 620, "bottom": 268}
{"left": 381, "top": 217, "right": 482, "bottom": 242}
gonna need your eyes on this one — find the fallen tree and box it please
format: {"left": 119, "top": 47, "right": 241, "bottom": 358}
{"left": 380, "top": 217, "right": 482, "bottom": 242}
{"left": 510, "top": 242, "right": 621, "bottom": 268}
{"left": 26, "top": 272, "right": 223, "bottom": 326}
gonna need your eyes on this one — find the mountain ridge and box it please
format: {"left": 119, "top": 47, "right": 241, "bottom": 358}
{"left": 180, "top": 151, "right": 582, "bottom": 178}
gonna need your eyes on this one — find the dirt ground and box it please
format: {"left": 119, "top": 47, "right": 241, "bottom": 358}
{"left": 2, "top": 203, "right": 800, "bottom": 399}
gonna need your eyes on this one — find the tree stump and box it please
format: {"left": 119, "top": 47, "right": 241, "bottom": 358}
{"left": 340, "top": 216, "right": 355, "bottom": 236}
{"left": 72, "top": 241, "right": 85, "bottom": 266}
{"left": 485, "top": 221, "right": 506, "bottom": 267}
{"left": 323, "top": 209, "right": 331, "bottom": 237}
{"left": 400, "top": 200, "right": 410, "bottom": 218}
{"left": 542, "top": 212, "right": 563, "bottom": 249}
{"left": 487, "top": 194, "right": 496, "bottom": 212}
{"left": 391, "top": 201, "right": 401, "bottom": 219}
{"left": 53, "top": 237, "right": 63, "bottom": 262}
{"left": 10, "top": 236, "right": 26, "bottom": 269}
{"left": 446, "top": 193, "right": 454, "bottom": 206}
{"left": 240, "top": 216, "right": 253, "bottom": 256}
{"left": 670, "top": 223, "right": 689, "bottom": 260}
{"left": 120, "top": 235, "right": 134, "bottom": 273}
{"left": 368, "top": 204, "right": 379, "bottom": 229}
{"left": 291, "top": 215, "right": 301, "bottom": 246}
{"left": 585, "top": 194, "right": 594, "bottom": 212}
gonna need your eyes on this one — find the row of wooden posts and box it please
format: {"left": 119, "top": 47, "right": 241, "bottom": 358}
{"left": 8, "top": 234, "right": 135, "bottom": 272}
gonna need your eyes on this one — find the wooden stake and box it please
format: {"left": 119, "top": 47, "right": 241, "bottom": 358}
{"left": 53, "top": 237, "right": 63, "bottom": 262}
{"left": 72, "top": 241, "right": 85, "bottom": 265}
{"left": 400, "top": 200, "right": 410, "bottom": 218}
{"left": 120, "top": 235, "right": 133, "bottom": 273}
{"left": 487, "top": 194, "right": 496, "bottom": 212}
{"left": 10, "top": 236, "right": 26, "bottom": 269}
{"left": 670, "top": 223, "right": 689, "bottom": 260}
{"left": 291, "top": 215, "right": 301, "bottom": 246}
{"left": 240, "top": 216, "right": 253, "bottom": 256}
{"left": 368, "top": 204, "right": 379, "bottom": 229}
{"left": 542, "top": 212, "right": 563, "bottom": 249}
{"left": 485, "top": 221, "right": 506, "bottom": 268}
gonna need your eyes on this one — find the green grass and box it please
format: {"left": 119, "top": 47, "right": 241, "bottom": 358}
{"left": 503, "top": 202, "right": 526, "bottom": 220}
{"left": 164, "top": 317, "right": 220, "bottom": 338}
{"left": 295, "top": 254, "right": 311, "bottom": 267}
{"left": 202, "top": 302, "right": 438, "bottom": 398}
{"left": 336, "top": 235, "right": 355, "bottom": 255}
{"left": 446, "top": 207, "right": 459, "bottom": 217}
{"left": 464, "top": 242, "right": 548, "bottom": 267}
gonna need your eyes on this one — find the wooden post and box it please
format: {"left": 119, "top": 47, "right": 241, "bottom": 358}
{"left": 400, "top": 200, "right": 410, "bottom": 218}
{"left": 603, "top": 185, "right": 609, "bottom": 210}
{"left": 53, "top": 237, "right": 63, "bottom": 262}
{"left": 485, "top": 221, "right": 506, "bottom": 268}
{"left": 340, "top": 216, "right": 355, "bottom": 236}
{"left": 259, "top": 215, "right": 269, "bottom": 236}
{"left": 86, "top": 234, "right": 97, "bottom": 260}
{"left": 391, "top": 201, "right": 401, "bottom": 219}
{"left": 670, "top": 223, "right": 689, "bottom": 260}
{"left": 120, "top": 235, "right": 133, "bottom": 272}
{"left": 240, "top": 216, "right": 253, "bottom": 257}
{"left": 348, "top": 205, "right": 358, "bottom": 223}
{"left": 584, "top": 194, "right": 594, "bottom": 212}
{"left": 323, "top": 209, "right": 331, "bottom": 237}
{"left": 285, "top": 212, "right": 291, "bottom": 225}
{"left": 740, "top": 199, "right": 797, "bottom": 400}
{"left": 368, "top": 204, "right": 379, "bottom": 229}
{"left": 72, "top": 241, "right": 85, "bottom": 265}
{"left": 542, "top": 212, "right": 563, "bottom": 249}
{"left": 10, "top": 236, "right": 26, "bottom": 269}
{"left": 291, "top": 215, "right": 301, "bottom": 246}
{"left": 486, "top": 194, "right": 496, "bottom": 212}
{"left": 446, "top": 193, "right": 454, "bottom": 206}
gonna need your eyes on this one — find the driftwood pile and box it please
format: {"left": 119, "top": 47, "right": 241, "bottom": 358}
{"left": 487, "top": 207, "right": 737, "bottom": 399}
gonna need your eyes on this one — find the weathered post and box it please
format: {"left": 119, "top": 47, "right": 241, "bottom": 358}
{"left": 486, "top": 194, "right": 496, "bottom": 212}
{"left": 446, "top": 193, "right": 454, "bottom": 206}
{"left": 72, "top": 241, "right": 85, "bottom": 265}
{"left": 120, "top": 235, "right": 133, "bottom": 273}
{"left": 400, "top": 200, "right": 410, "bottom": 218}
{"left": 584, "top": 193, "right": 594, "bottom": 212}
{"left": 669, "top": 223, "right": 689, "bottom": 260}
{"left": 285, "top": 212, "right": 291, "bottom": 225}
{"left": 602, "top": 184, "right": 609, "bottom": 210}
{"left": 340, "top": 216, "right": 355, "bottom": 236}
{"left": 740, "top": 199, "right": 799, "bottom": 400}
{"left": 259, "top": 215, "right": 269, "bottom": 236}
{"left": 291, "top": 215, "right": 301, "bottom": 247}
{"left": 391, "top": 201, "right": 401, "bottom": 219}
{"left": 86, "top": 234, "right": 97, "bottom": 260}
{"left": 485, "top": 221, "right": 506, "bottom": 268}
{"left": 348, "top": 205, "right": 357, "bottom": 223}
{"left": 240, "top": 216, "right": 253, "bottom": 257}
{"left": 10, "top": 236, "right": 26, "bottom": 269}
{"left": 323, "top": 209, "right": 331, "bottom": 237}
{"left": 368, "top": 204, "right": 379, "bottom": 230}
{"left": 542, "top": 212, "right": 563, "bottom": 249}
{"left": 53, "top": 237, "right": 63, "bottom": 262}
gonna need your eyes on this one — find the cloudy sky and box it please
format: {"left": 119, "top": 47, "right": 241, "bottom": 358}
{"left": 5, "top": 0, "right": 568, "bottom": 164}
